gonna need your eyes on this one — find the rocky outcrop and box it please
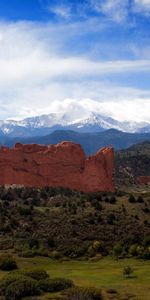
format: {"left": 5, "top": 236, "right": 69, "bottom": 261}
{"left": 0, "top": 142, "right": 115, "bottom": 193}
{"left": 137, "top": 176, "right": 150, "bottom": 185}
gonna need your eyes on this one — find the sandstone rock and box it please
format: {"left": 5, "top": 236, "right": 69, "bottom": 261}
{"left": 0, "top": 142, "right": 115, "bottom": 193}
{"left": 137, "top": 176, "right": 150, "bottom": 185}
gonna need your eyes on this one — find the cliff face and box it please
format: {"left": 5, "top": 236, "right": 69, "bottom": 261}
{"left": 137, "top": 176, "right": 150, "bottom": 185}
{"left": 0, "top": 142, "right": 115, "bottom": 193}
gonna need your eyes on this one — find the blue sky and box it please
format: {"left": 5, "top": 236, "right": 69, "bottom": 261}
{"left": 0, "top": 0, "right": 150, "bottom": 122}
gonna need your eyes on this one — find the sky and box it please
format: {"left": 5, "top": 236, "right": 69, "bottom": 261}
{"left": 0, "top": 0, "right": 150, "bottom": 122}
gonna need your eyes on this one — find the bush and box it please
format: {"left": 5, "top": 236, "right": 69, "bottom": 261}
{"left": 137, "top": 196, "right": 144, "bottom": 203}
{"left": 143, "top": 207, "right": 150, "bottom": 213}
{"left": 92, "top": 241, "right": 102, "bottom": 251}
{"left": 22, "top": 269, "right": 49, "bottom": 281}
{"left": 109, "top": 196, "right": 117, "bottom": 204}
{"left": 107, "top": 213, "right": 116, "bottom": 225}
{"left": 0, "top": 273, "right": 25, "bottom": 295}
{"left": 36, "top": 246, "right": 49, "bottom": 257}
{"left": 128, "top": 195, "right": 136, "bottom": 203}
{"left": 5, "top": 277, "right": 40, "bottom": 300}
{"left": 113, "top": 243, "right": 122, "bottom": 258}
{"left": 136, "top": 245, "right": 144, "bottom": 257}
{"left": 142, "top": 248, "right": 150, "bottom": 259}
{"left": 123, "top": 266, "right": 134, "bottom": 278}
{"left": 89, "top": 254, "right": 102, "bottom": 262}
{"left": 128, "top": 244, "right": 138, "bottom": 256}
{"left": 90, "top": 241, "right": 104, "bottom": 255}
{"left": 143, "top": 236, "right": 150, "bottom": 247}
{"left": 39, "top": 278, "right": 74, "bottom": 293}
{"left": 49, "top": 250, "right": 61, "bottom": 259}
{"left": 65, "top": 286, "right": 103, "bottom": 300}
{"left": 0, "top": 256, "right": 17, "bottom": 271}
{"left": 0, "top": 269, "right": 49, "bottom": 297}
{"left": 20, "top": 250, "right": 35, "bottom": 258}
{"left": 106, "top": 288, "right": 117, "bottom": 294}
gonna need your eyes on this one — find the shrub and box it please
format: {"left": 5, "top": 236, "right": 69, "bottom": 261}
{"left": 143, "top": 207, "right": 150, "bottom": 213}
{"left": 136, "top": 245, "right": 144, "bottom": 257}
{"left": 123, "top": 266, "right": 134, "bottom": 278}
{"left": 137, "top": 196, "right": 144, "bottom": 203}
{"left": 92, "top": 241, "right": 104, "bottom": 252}
{"left": 5, "top": 277, "right": 40, "bottom": 300}
{"left": 0, "top": 256, "right": 17, "bottom": 271}
{"left": 87, "top": 246, "right": 96, "bottom": 258}
{"left": 65, "top": 286, "right": 103, "bottom": 300}
{"left": 113, "top": 243, "right": 122, "bottom": 258}
{"left": 143, "top": 236, "right": 150, "bottom": 247}
{"left": 50, "top": 250, "right": 61, "bottom": 259}
{"left": 0, "top": 269, "right": 49, "bottom": 299}
{"left": 104, "top": 197, "right": 109, "bottom": 203}
{"left": 142, "top": 247, "right": 150, "bottom": 259}
{"left": 20, "top": 250, "right": 35, "bottom": 258}
{"left": 144, "top": 220, "right": 148, "bottom": 226}
{"left": 63, "top": 244, "right": 88, "bottom": 258}
{"left": 39, "top": 278, "right": 74, "bottom": 293}
{"left": 89, "top": 254, "right": 102, "bottom": 262}
{"left": 107, "top": 213, "right": 116, "bottom": 225}
{"left": 109, "top": 196, "right": 117, "bottom": 204}
{"left": 0, "top": 273, "right": 26, "bottom": 295}
{"left": 22, "top": 269, "right": 49, "bottom": 281}
{"left": 0, "top": 272, "right": 40, "bottom": 296}
{"left": 36, "top": 246, "right": 49, "bottom": 257}
{"left": 92, "top": 241, "right": 101, "bottom": 251}
{"left": 128, "top": 195, "right": 136, "bottom": 203}
{"left": 128, "top": 244, "right": 138, "bottom": 256}
{"left": 106, "top": 288, "right": 117, "bottom": 294}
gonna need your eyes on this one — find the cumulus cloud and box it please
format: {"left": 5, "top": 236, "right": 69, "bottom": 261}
{"left": 47, "top": 3, "right": 72, "bottom": 18}
{"left": 7, "top": 97, "right": 150, "bottom": 123}
{"left": 134, "top": 0, "right": 150, "bottom": 14}
{"left": 0, "top": 21, "right": 149, "bottom": 87}
{"left": 91, "top": 0, "right": 128, "bottom": 22}
{"left": 44, "top": 98, "right": 150, "bottom": 123}
{"left": 90, "top": 0, "right": 150, "bottom": 21}
{"left": 0, "top": 20, "right": 149, "bottom": 122}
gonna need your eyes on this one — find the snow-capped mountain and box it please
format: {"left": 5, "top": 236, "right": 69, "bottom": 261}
{"left": 0, "top": 112, "right": 149, "bottom": 138}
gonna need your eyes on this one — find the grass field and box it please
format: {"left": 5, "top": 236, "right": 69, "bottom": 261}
{"left": 0, "top": 255, "right": 149, "bottom": 300}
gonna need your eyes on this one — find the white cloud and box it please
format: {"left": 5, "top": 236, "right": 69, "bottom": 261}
{"left": 90, "top": 0, "right": 150, "bottom": 21}
{"left": 134, "top": 0, "right": 150, "bottom": 14}
{"left": 91, "top": 0, "right": 128, "bottom": 22}
{"left": 0, "top": 22, "right": 149, "bottom": 87}
{"left": 2, "top": 81, "right": 150, "bottom": 122}
{"left": 44, "top": 98, "right": 150, "bottom": 123}
{"left": 47, "top": 3, "right": 71, "bottom": 18}
{"left": 0, "top": 20, "right": 149, "bottom": 122}
{"left": 8, "top": 97, "right": 150, "bottom": 123}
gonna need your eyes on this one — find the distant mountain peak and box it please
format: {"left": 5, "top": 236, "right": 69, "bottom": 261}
{"left": 0, "top": 111, "right": 149, "bottom": 138}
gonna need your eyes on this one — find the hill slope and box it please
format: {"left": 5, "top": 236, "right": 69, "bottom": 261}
{"left": 115, "top": 141, "right": 150, "bottom": 184}
{"left": 3, "top": 129, "right": 150, "bottom": 155}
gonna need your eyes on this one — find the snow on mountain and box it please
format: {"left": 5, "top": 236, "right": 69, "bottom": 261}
{"left": 0, "top": 112, "right": 149, "bottom": 137}
{"left": 69, "top": 113, "right": 148, "bottom": 133}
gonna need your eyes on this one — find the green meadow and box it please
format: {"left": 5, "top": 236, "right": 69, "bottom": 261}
{"left": 1, "top": 255, "right": 149, "bottom": 300}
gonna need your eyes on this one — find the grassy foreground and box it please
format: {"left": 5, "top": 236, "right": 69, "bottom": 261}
{"left": 0, "top": 255, "right": 149, "bottom": 300}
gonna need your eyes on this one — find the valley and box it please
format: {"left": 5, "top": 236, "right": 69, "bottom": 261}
{"left": 0, "top": 184, "right": 150, "bottom": 300}
{"left": 0, "top": 127, "right": 150, "bottom": 300}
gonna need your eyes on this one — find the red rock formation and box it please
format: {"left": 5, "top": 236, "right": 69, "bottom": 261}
{"left": 137, "top": 176, "right": 150, "bottom": 185}
{"left": 0, "top": 142, "right": 115, "bottom": 193}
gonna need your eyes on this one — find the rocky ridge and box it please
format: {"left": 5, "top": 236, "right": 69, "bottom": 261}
{"left": 0, "top": 142, "right": 115, "bottom": 193}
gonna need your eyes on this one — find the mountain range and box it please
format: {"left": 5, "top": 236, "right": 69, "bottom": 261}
{"left": 0, "top": 112, "right": 150, "bottom": 154}
{"left": 0, "top": 112, "right": 150, "bottom": 138}
{"left": 1, "top": 129, "right": 150, "bottom": 156}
